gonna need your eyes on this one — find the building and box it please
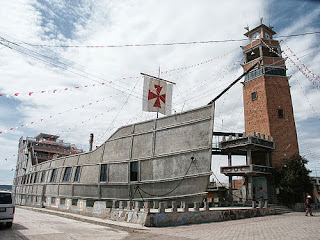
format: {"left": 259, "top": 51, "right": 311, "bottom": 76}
{"left": 13, "top": 133, "right": 82, "bottom": 186}
{"left": 220, "top": 22, "right": 300, "bottom": 204}
{"left": 242, "top": 23, "right": 299, "bottom": 167}
{"left": 12, "top": 105, "right": 215, "bottom": 206}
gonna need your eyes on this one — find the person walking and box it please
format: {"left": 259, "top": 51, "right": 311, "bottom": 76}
{"left": 305, "top": 195, "right": 314, "bottom": 216}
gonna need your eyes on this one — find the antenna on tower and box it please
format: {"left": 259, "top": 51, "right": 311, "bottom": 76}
{"left": 260, "top": 17, "right": 263, "bottom": 25}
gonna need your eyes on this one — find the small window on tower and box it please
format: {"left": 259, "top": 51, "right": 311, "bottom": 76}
{"left": 252, "top": 92, "right": 258, "bottom": 101}
{"left": 278, "top": 109, "right": 284, "bottom": 118}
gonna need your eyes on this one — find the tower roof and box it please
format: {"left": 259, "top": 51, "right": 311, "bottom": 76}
{"left": 244, "top": 24, "right": 276, "bottom": 37}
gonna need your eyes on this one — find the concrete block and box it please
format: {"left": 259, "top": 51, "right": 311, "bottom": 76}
{"left": 78, "top": 200, "right": 87, "bottom": 211}
{"left": 56, "top": 198, "right": 61, "bottom": 207}
{"left": 66, "top": 199, "right": 72, "bottom": 209}
{"left": 159, "top": 202, "right": 165, "bottom": 213}
{"left": 94, "top": 201, "right": 107, "bottom": 214}
{"left": 112, "top": 200, "right": 117, "bottom": 209}
{"left": 126, "top": 201, "right": 133, "bottom": 210}
{"left": 171, "top": 201, "right": 177, "bottom": 212}
{"left": 153, "top": 201, "right": 159, "bottom": 209}
{"left": 134, "top": 201, "right": 140, "bottom": 212}
{"left": 203, "top": 201, "right": 209, "bottom": 211}
{"left": 119, "top": 201, "right": 125, "bottom": 210}
{"left": 194, "top": 202, "right": 200, "bottom": 211}
{"left": 182, "top": 202, "right": 189, "bottom": 212}
{"left": 46, "top": 197, "right": 51, "bottom": 206}
{"left": 144, "top": 201, "right": 150, "bottom": 213}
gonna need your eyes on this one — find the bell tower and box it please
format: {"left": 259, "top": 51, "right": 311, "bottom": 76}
{"left": 242, "top": 23, "right": 299, "bottom": 167}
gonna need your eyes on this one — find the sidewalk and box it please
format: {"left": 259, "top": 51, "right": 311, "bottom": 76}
{"left": 18, "top": 205, "right": 148, "bottom": 232}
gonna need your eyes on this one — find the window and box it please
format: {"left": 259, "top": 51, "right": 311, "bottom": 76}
{"left": 245, "top": 68, "right": 263, "bottom": 82}
{"left": 0, "top": 192, "right": 12, "bottom": 204}
{"left": 99, "top": 164, "right": 108, "bottom": 182}
{"left": 246, "top": 47, "right": 260, "bottom": 62}
{"left": 252, "top": 92, "right": 257, "bottom": 101}
{"left": 278, "top": 109, "right": 284, "bottom": 118}
{"left": 62, "top": 167, "right": 72, "bottom": 182}
{"left": 264, "top": 67, "right": 286, "bottom": 76}
{"left": 73, "top": 166, "right": 81, "bottom": 182}
{"left": 33, "top": 172, "right": 38, "bottom": 183}
{"left": 40, "top": 171, "right": 46, "bottom": 182}
{"left": 130, "top": 161, "right": 139, "bottom": 182}
{"left": 262, "top": 46, "right": 280, "bottom": 58}
{"left": 50, "top": 169, "right": 57, "bottom": 182}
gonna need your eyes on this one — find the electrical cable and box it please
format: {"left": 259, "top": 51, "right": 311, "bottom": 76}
{"left": 9, "top": 31, "right": 320, "bottom": 48}
{"left": 132, "top": 158, "right": 195, "bottom": 198}
{"left": 0, "top": 37, "right": 143, "bottom": 98}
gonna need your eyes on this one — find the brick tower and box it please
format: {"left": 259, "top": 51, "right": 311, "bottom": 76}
{"left": 242, "top": 23, "right": 299, "bottom": 167}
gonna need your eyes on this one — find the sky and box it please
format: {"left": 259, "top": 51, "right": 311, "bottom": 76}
{"left": 0, "top": 0, "right": 319, "bottom": 185}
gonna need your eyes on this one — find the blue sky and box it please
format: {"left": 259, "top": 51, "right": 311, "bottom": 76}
{"left": 0, "top": 0, "right": 319, "bottom": 184}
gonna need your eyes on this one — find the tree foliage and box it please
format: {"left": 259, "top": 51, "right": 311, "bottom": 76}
{"left": 273, "top": 155, "right": 313, "bottom": 204}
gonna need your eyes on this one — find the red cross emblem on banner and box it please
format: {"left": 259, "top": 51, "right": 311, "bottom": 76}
{"left": 148, "top": 85, "right": 166, "bottom": 108}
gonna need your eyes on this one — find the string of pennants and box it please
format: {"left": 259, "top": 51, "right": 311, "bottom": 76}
{"left": 0, "top": 48, "right": 238, "bottom": 98}
{"left": 261, "top": 39, "right": 319, "bottom": 89}
{"left": 281, "top": 41, "right": 320, "bottom": 83}
{"left": 1, "top": 48, "right": 241, "bottom": 162}
{"left": 0, "top": 92, "right": 121, "bottom": 136}
{"left": 3, "top": 109, "right": 149, "bottom": 162}
{"left": 160, "top": 47, "right": 239, "bottom": 76}
{"left": 173, "top": 56, "right": 245, "bottom": 105}
{"left": 0, "top": 79, "right": 139, "bottom": 98}
{"left": 0, "top": 52, "right": 243, "bottom": 138}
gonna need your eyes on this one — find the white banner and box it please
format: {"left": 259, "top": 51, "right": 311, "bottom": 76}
{"left": 142, "top": 76, "right": 172, "bottom": 115}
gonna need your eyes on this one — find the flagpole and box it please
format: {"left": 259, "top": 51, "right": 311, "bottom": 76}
{"left": 156, "top": 65, "right": 161, "bottom": 119}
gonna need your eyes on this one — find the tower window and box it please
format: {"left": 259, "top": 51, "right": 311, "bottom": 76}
{"left": 262, "top": 46, "right": 280, "bottom": 58}
{"left": 245, "top": 48, "right": 260, "bottom": 62}
{"left": 252, "top": 92, "right": 258, "bottom": 101}
{"left": 278, "top": 109, "right": 284, "bottom": 118}
{"left": 99, "top": 164, "right": 108, "bottom": 182}
{"left": 264, "top": 67, "right": 286, "bottom": 76}
{"left": 245, "top": 68, "right": 263, "bottom": 82}
{"left": 130, "top": 161, "right": 139, "bottom": 182}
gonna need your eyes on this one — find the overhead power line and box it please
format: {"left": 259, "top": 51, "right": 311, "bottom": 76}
{"left": 3, "top": 31, "right": 319, "bottom": 48}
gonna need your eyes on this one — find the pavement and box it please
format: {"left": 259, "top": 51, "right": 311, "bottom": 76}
{"left": 0, "top": 206, "right": 319, "bottom": 240}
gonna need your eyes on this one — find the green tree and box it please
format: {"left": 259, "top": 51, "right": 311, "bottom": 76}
{"left": 273, "top": 155, "right": 313, "bottom": 204}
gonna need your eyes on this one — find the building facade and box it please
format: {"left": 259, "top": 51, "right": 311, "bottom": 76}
{"left": 13, "top": 133, "right": 82, "bottom": 187}
{"left": 242, "top": 23, "right": 299, "bottom": 167}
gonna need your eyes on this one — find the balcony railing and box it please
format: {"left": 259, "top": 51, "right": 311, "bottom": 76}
{"left": 220, "top": 164, "right": 273, "bottom": 176}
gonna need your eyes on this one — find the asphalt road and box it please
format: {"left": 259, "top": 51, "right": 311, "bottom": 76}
{"left": 1, "top": 207, "right": 319, "bottom": 240}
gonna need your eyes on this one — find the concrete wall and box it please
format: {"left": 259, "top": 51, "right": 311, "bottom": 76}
{"left": 38, "top": 197, "right": 275, "bottom": 227}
